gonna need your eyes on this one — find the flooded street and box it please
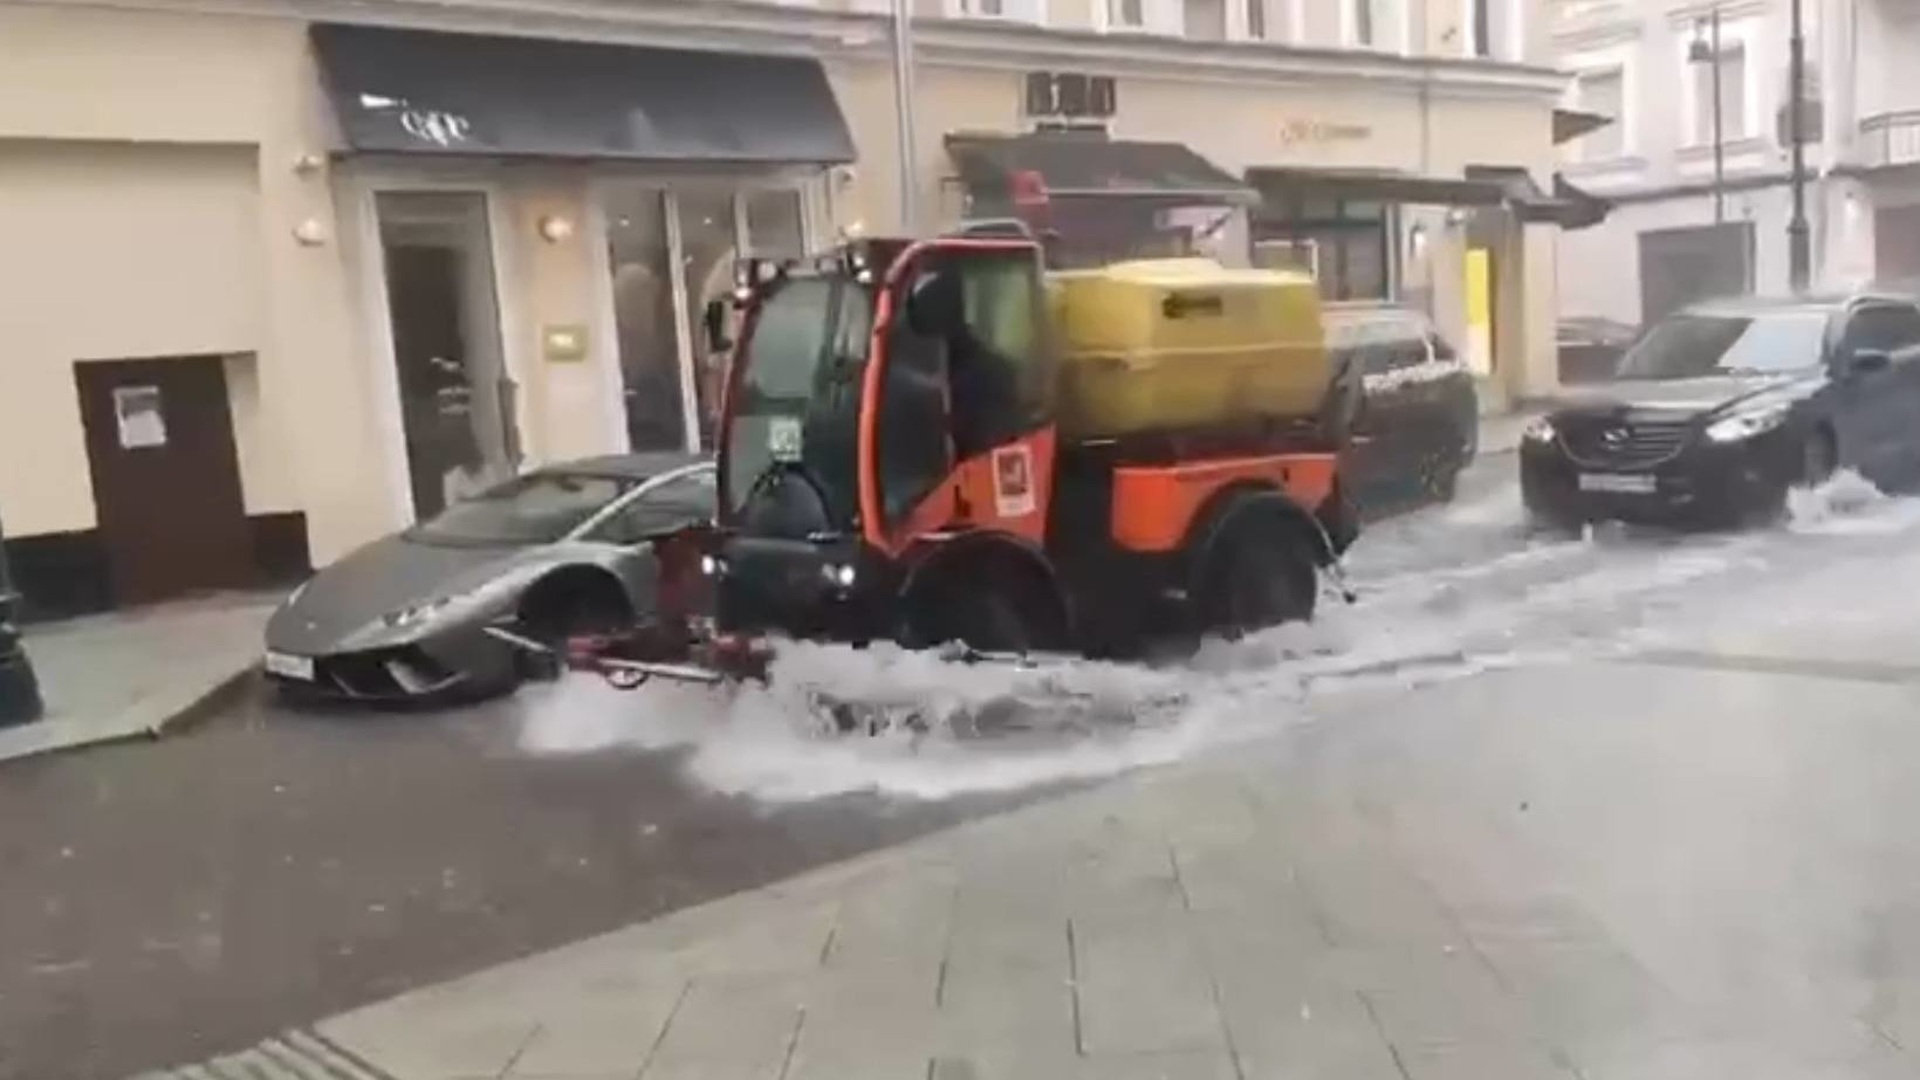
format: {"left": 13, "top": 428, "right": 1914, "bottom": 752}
{"left": 16, "top": 451, "right": 1920, "bottom": 1079}
{"left": 513, "top": 458, "right": 1920, "bottom": 805}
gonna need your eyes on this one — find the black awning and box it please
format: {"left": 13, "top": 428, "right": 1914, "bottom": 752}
{"left": 1553, "top": 107, "right": 1614, "bottom": 146}
{"left": 1247, "top": 166, "right": 1508, "bottom": 207}
{"left": 1464, "top": 165, "right": 1612, "bottom": 229}
{"left": 945, "top": 131, "right": 1255, "bottom": 204}
{"left": 309, "top": 24, "right": 855, "bottom": 165}
{"left": 1550, "top": 174, "right": 1612, "bottom": 230}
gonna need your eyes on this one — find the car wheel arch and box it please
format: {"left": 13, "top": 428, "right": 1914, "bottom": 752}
{"left": 517, "top": 564, "right": 636, "bottom": 638}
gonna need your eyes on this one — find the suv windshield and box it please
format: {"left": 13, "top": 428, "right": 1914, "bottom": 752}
{"left": 1616, "top": 310, "right": 1830, "bottom": 379}
{"left": 409, "top": 472, "right": 631, "bottom": 546}
{"left": 724, "top": 274, "right": 871, "bottom": 524}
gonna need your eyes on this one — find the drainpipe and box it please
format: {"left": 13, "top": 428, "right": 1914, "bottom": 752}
{"left": 1788, "top": 0, "right": 1812, "bottom": 292}
{"left": 890, "top": 0, "right": 920, "bottom": 232}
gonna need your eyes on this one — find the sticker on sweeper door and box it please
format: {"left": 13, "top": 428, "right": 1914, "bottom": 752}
{"left": 992, "top": 445, "right": 1037, "bottom": 518}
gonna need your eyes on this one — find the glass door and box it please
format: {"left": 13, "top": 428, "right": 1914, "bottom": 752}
{"left": 374, "top": 191, "right": 517, "bottom": 520}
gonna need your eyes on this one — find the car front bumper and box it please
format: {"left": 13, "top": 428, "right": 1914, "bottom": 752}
{"left": 1519, "top": 427, "right": 1799, "bottom": 528}
{"left": 266, "top": 623, "right": 523, "bottom": 704}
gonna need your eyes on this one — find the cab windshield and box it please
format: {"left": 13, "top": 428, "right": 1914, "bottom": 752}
{"left": 723, "top": 273, "right": 872, "bottom": 526}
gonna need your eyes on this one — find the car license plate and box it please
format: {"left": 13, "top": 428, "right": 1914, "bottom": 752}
{"left": 1578, "top": 472, "right": 1656, "bottom": 495}
{"left": 264, "top": 650, "right": 315, "bottom": 681}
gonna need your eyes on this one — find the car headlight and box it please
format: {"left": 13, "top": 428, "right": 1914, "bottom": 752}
{"left": 284, "top": 577, "right": 313, "bottom": 608}
{"left": 382, "top": 594, "right": 461, "bottom": 629}
{"left": 1704, "top": 403, "right": 1792, "bottom": 443}
{"left": 1522, "top": 417, "right": 1557, "bottom": 444}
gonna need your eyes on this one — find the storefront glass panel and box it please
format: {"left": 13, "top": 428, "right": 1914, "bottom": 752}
{"left": 1253, "top": 195, "right": 1394, "bottom": 302}
{"left": 746, "top": 189, "right": 805, "bottom": 256}
{"left": 602, "top": 183, "right": 810, "bottom": 452}
{"left": 605, "top": 185, "right": 686, "bottom": 453}
{"left": 676, "top": 192, "right": 739, "bottom": 449}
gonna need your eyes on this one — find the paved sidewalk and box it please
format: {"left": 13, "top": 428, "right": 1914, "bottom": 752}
{"left": 0, "top": 593, "right": 275, "bottom": 764}
{"left": 151, "top": 647, "right": 1920, "bottom": 1080}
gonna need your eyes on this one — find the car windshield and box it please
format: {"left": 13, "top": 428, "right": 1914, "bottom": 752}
{"left": 724, "top": 273, "right": 869, "bottom": 523}
{"left": 408, "top": 471, "right": 632, "bottom": 546}
{"left": 1615, "top": 310, "right": 1829, "bottom": 379}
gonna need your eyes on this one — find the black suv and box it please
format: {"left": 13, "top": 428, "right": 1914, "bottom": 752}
{"left": 1521, "top": 293, "right": 1920, "bottom": 529}
{"left": 1329, "top": 303, "right": 1481, "bottom": 513}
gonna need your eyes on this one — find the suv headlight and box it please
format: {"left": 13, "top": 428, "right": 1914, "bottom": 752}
{"left": 1522, "top": 417, "right": 1557, "bottom": 444}
{"left": 1704, "top": 402, "right": 1792, "bottom": 443}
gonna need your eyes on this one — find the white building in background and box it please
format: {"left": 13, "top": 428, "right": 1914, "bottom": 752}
{"left": 1554, "top": 0, "right": 1920, "bottom": 327}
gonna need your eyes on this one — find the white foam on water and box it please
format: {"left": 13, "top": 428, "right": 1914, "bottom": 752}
{"left": 513, "top": 674, "right": 720, "bottom": 755}
{"left": 1784, "top": 469, "right": 1920, "bottom": 536}
{"left": 513, "top": 469, "right": 1920, "bottom": 804}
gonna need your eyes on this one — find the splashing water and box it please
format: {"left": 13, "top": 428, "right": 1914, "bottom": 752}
{"left": 1785, "top": 469, "right": 1920, "bottom": 535}
{"left": 513, "top": 470, "right": 1920, "bottom": 803}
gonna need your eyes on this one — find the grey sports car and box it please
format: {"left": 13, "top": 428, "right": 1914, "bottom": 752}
{"left": 264, "top": 452, "right": 714, "bottom": 703}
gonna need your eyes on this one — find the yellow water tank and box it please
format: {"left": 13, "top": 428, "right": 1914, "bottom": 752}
{"left": 1048, "top": 258, "right": 1332, "bottom": 441}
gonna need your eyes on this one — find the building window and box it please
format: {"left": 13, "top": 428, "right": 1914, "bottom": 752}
{"left": 1690, "top": 41, "right": 1749, "bottom": 144}
{"left": 1470, "top": 0, "right": 1492, "bottom": 56}
{"left": 1467, "top": 0, "right": 1524, "bottom": 59}
{"left": 1578, "top": 67, "right": 1625, "bottom": 160}
{"left": 951, "top": 0, "right": 1046, "bottom": 19}
{"left": 1108, "top": 0, "right": 1146, "bottom": 29}
{"left": 1246, "top": 0, "right": 1267, "bottom": 39}
{"left": 1346, "top": 0, "right": 1403, "bottom": 51}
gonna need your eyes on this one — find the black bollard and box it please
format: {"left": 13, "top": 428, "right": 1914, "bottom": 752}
{"left": 0, "top": 510, "right": 45, "bottom": 727}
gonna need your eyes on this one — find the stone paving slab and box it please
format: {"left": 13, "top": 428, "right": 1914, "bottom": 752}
{"left": 133, "top": 650, "right": 1920, "bottom": 1080}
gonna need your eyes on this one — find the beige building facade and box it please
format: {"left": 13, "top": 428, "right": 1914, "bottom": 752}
{"left": 0, "top": 0, "right": 1576, "bottom": 616}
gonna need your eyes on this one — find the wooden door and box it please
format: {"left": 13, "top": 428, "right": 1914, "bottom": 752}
{"left": 73, "top": 357, "right": 255, "bottom": 606}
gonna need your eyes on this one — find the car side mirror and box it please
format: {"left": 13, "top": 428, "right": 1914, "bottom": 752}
{"left": 1849, "top": 347, "right": 1893, "bottom": 377}
{"left": 905, "top": 267, "right": 965, "bottom": 339}
{"left": 702, "top": 298, "right": 733, "bottom": 354}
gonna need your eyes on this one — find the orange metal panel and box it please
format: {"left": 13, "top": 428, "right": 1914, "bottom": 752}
{"left": 1108, "top": 453, "right": 1338, "bottom": 554}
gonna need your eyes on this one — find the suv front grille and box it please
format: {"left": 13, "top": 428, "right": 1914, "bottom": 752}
{"left": 1558, "top": 418, "right": 1693, "bottom": 469}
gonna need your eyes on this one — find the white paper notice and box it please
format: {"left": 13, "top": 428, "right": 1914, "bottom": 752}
{"left": 113, "top": 385, "right": 167, "bottom": 449}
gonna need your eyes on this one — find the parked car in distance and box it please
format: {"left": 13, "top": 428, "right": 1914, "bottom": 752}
{"left": 265, "top": 452, "right": 714, "bottom": 703}
{"left": 1328, "top": 303, "right": 1480, "bottom": 513}
{"left": 1521, "top": 293, "right": 1920, "bottom": 531}
{"left": 1557, "top": 315, "right": 1639, "bottom": 384}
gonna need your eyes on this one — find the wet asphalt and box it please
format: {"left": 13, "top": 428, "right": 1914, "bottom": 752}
{"left": 0, "top": 454, "right": 1520, "bottom": 1080}
{"left": 0, "top": 693, "right": 1046, "bottom": 1080}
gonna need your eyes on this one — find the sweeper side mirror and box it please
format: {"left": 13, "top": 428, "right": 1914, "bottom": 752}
{"left": 905, "top": 266, "right": 965, "bottom": 340}
{"left": 702, "top": 298, "right": 733, "bottom": 354}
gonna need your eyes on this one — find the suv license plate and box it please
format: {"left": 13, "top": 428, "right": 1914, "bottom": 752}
{"left": 1578, "top": 472, "right": 1656, "bottom": 495}
{"left": 265, "top": 651, "right": 315, "bottom": 681}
